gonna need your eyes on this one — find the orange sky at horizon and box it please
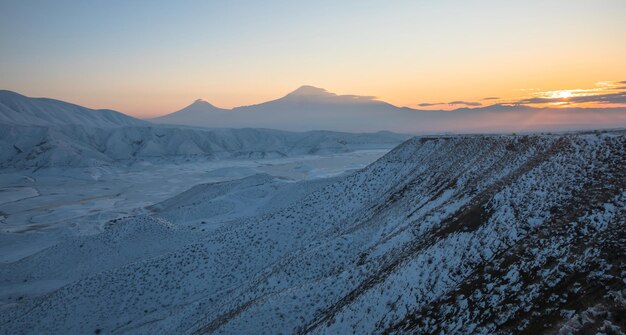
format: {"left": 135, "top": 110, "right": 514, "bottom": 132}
{"left": 1, "top": 1, "right": 625, "bottom": 118}
{"left": 15, "top": 79, "right": 624, "bottom": 119}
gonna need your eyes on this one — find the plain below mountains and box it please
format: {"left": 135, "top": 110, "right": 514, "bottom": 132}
{"left": 152, "top": 85, "right": 626, "bottom": 133}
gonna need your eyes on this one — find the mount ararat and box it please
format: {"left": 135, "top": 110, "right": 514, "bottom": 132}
{"left": 152, "top": 85, "right": 626, "bottom": 133}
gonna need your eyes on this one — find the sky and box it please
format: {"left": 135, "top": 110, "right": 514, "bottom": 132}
{"left": 1, "top": 0, "right": 625, "bottom": 118}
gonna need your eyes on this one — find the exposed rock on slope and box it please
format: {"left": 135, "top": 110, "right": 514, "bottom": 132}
{"left": 1, "top": 131, "right": 624, "bottom": 334}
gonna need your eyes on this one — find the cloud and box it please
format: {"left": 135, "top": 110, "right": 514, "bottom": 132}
{"left": 417, "top": 102, "right": 445, "bottom": 107}
{"left": 516, "top": 91, "right": 626, "bottom": 105}
{"left": 448, "top": 100, "right": 482, "bottom": 107}
{"left": 342, "top": 94, "right": 377, "bottom": 101}
{"left": 595, "top": 81, "right": 626, "bottom": 90}
{"left": 415, "top": 81, "right": 626, "bottom": 110}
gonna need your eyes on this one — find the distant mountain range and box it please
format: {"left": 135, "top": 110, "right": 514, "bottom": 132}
{"left": 0, "top": 89, "right": 408, "bottom": 169}
{"left": 2, "top": 87, "right": 625, "bottom": 134}
{"left": 152, "top": 85, "right": 626, "bottom": 133}
{"left": 152, "top": 85, "right": 405, "bottom": 132}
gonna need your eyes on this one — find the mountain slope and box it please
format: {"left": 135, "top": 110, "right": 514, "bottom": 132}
{"left": 0, "top": 90, "right": 148, "bottom": 127}
{"left": 1, "top": 131, "right": 623, "bottom": 334}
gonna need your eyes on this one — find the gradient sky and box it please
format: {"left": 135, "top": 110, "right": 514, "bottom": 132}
{"left": 1, "top": 0, "right": 625, "bottom": 118}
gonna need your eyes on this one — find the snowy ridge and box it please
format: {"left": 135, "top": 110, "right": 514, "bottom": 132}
{"left": 0, "top": 131, "right": 624, "bottom": 334}
{"left": 0, "top": 90, "right": 147, "bottom": 127}
{"left": 0, "top": 125, "right": 408, "bottom": 169}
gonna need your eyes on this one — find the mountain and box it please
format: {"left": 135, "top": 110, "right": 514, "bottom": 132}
{"left": 152, "top": 86, "right": 626, "bottom": 133}
{"left": 230, "top": 86, "right": 404, "bottom": 131}
{"left": 0, "top": 90, "right": 148, "bottom": 127}
{"left": 151, "top": 85, "right": 408, "bottom": 132}
{"left": 2, "top": 130, "right": 623, "bottom": 334}
{"left": 151, "top": 99, "right": 229, "bottom": 126}
{"left": 0, "top": 90, "right": 409, "bottom": 169}
{"left": 243, "top": 85, "right": 393, "bottom": 106}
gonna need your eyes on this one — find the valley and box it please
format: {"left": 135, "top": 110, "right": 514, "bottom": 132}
{"left": 0, "top": 149, "right": 389, "bottom": 263}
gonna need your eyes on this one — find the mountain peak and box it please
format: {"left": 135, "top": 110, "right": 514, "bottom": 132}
{"left": 190, "top": 98, "right": 214, "bottom": 107}
{"left": 287, "top": 85, "right": 334, "bottom": 97}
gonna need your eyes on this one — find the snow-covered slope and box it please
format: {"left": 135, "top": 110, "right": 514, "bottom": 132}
{"left": 151, "top": 86, "right": 626, "bottom": 133}
{"left": 0, "top": 90, "right": 147, "bottom": 127}
{"left": 1, "top": 131, "right": 624, "bottom": 334}
{"left": 147, "top": 173, "right": 339, "bottom": 228}
{"left": 0, "top": 124, "right": 408, "bottom": 169}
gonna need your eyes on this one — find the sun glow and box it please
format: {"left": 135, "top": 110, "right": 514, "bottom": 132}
{"left": 546, "top": 90, "right": 574, "bottom": 99}
{"left": 557, "top": 91, "right": 573, "bottom": 99}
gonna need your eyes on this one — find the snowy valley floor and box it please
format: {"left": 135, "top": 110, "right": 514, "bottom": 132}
{"left": 1, "top": 133, "right": 625, "bottom": 335}
{"left": 0, "top": 149, "right": 388, "bottom": 263}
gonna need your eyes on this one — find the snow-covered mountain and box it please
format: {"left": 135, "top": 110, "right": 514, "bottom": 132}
{"left": 151, "top": 86, "right": 626, "bottom": 133}
{"left": 2, "top": 131, "right": 623, "bottom": 334}
{"left": 0, "top": 90, "right": 148, "bottom": 127}
{"left": 0, "top": 124, "right": 408, "bottom": 169}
